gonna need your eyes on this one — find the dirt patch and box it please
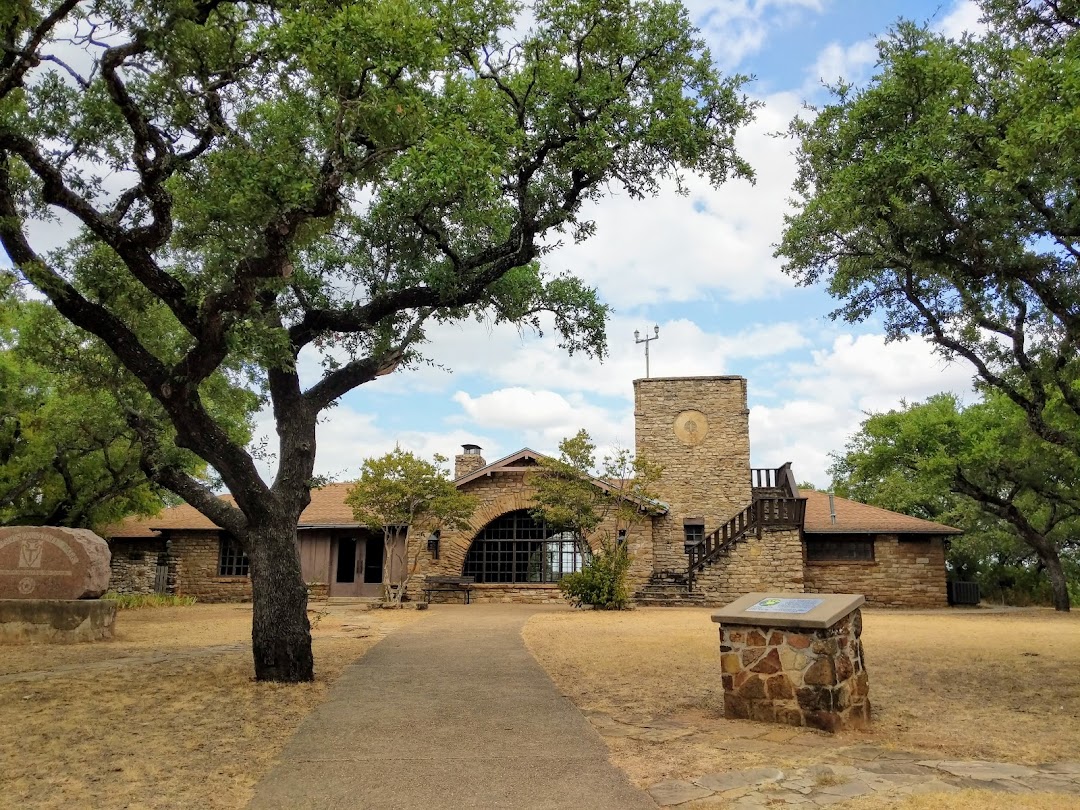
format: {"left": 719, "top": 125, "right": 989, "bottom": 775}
{"left": 1, "top": 603, "right": 423, "bottom": 809}
{"left": 522, "top": 606, "right": 1080, "bottom": 801}
{"left": 843, "top": 791, "right": 1077, "bottom": 810}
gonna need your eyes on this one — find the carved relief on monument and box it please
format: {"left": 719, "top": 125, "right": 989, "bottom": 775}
{"left": 0, "top": 527, "right": 111, "bottom": 600}
{"left": 673, "top": 409, "right": 709, "bottom": 447}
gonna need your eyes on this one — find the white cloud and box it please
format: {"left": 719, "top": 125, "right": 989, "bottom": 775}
{"left": 356, "top": 312, "right": 811, "bottom": 402}
{"left": 547, "top": 91, "right": 805, "bottom": 309}
{"left": 451, "top": 388, "right": 635, "bottom": 454}
{"left": 937, "top": 0, "right": 985, "bottom": 40}
{"left": 687, "top": 0, "right": 826, "bottom": 69}
{"left": 749, "top": 333, "right": 979, "bottom": 486}
{"left": 249, "top": 404, "right": 504, "bottom": 485}
{"left": 803, "top": 38, "right": 878, "bottom": 94}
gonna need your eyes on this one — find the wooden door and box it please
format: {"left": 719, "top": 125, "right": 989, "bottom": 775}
{"left": 329, "top": 537, "right": 363, "bottom": 597}
{"left": 358, "top": 534, "right": 384, "bottom": 598}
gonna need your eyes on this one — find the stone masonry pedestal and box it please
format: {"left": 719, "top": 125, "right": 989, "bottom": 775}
{"left": 712, "top": 593, "right": 870, "bottom": 733}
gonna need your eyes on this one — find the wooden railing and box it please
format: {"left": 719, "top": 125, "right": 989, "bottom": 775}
{"left": 751, "top": 462, "right": 799, "bottom": 497}
{"left": 686, "top": 495, "right": 807, "bottom": 591}
{"left": 751, "top": 467, "right": 778, "bottom": 489}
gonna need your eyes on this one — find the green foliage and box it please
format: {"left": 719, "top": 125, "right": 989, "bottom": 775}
{"left": 530, "top": 429, "right": 664, "bottom": 548}
{"left": 103, "top": 592, "right": 197, "bottom": 609}
{"left": 529, "top": 429, "right": 662, "bottom": 609}
{"left": 830, "top": 392, "right": 1079, "bottom": 609}
{"left": 0, "top": 279, "right": 236, "bottom": 530}
{"left": 558, "top": 539, "right": 633, "bottom": 609}
{"left": 346, "top": 448, "right": 477, "bottom": 532}
{"left": 778, "top": 0, "right": 1080, "bottom": 465}
{"left": 346, "top": 448, "right": 477, "bottom": 604}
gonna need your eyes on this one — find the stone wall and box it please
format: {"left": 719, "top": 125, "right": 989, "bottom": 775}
{"left": 426, "top": 583, "right": 567, "bottom": 605}
{"left": 803, "top": 534, "right": 947, "bottom": 608}
{"left": 693, "top": 528, "right": 804, "bottom": 605}
{"left": 108, "top": 538, "right": 166, "bottom": 595}
{"left": 718, "top": 609, "right": 870, "bottom": 732}
{"left": 634, "top": 377, "right": 752, "bottom": 576}
{"left": 168, "top": 531, "right": 252, "bottom": 603}
{"left": 0, "top": 599, "right": 117, "bottom": 644}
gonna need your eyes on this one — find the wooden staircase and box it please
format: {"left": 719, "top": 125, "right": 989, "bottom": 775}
{"left": 685, "top": 463, "right": 807, "bottom": 593}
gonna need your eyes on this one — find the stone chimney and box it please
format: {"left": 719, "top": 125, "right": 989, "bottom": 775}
{"left": 454, "top": 444, "right": 485, "bottom": 479}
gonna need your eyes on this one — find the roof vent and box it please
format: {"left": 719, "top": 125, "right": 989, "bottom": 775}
{"left": 828, "top": 493, "right": 837, "bottom": 525}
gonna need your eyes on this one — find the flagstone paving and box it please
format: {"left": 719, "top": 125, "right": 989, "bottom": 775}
{"left": 581, "top": 710, "right": 1080, "bottom": 807}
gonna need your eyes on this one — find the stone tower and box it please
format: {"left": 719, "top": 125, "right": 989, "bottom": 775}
{"left": 634, "top": 376, "right": 752, "bottom": 574}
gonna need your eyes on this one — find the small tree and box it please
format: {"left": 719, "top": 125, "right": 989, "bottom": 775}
{"left": 529, "top": 430, "right": 662, "bottom": 609}
{"left": 346, "top": 448, "right": 476, "bottom": 606}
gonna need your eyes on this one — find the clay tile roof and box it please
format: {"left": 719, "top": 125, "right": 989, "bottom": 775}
{"left": 104, "top": 482, "right": 360, "bottom": 538}
{"left": 798, "top": 489, "right": 961, "bottom": 535}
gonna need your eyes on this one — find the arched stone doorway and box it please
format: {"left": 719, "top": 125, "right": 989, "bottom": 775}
{"left": 462, "top": 510, "right": 585, "bottom": 583}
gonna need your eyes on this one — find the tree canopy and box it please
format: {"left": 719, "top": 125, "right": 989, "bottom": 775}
{"left": 777, "top": 0, "right": 1080, "bottom": 463}
{"left": 830, "top": 393, "right": 1078, "bottom": 610}
{"left": 346, "top": 448, "right": 476, "bottom": 534}
{"left": 0, "top": 0, "right": 754, "bottom": 680}
{"left": 0, "top": 277, "right": 249, "bottom": 529}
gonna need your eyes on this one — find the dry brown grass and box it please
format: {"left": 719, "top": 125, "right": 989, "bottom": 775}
{"left": 523, "top": 606, "right": 1080, "bottom": 796}
{"left": 0, "top": 603, "right": 423, "bottom": 810}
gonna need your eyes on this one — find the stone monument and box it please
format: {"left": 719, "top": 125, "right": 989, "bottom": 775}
{"left": 0, "top": 526, "right": 116, "bottom": 643}
{"left": 712, "top": 592, "right": 869, "bottom": 732}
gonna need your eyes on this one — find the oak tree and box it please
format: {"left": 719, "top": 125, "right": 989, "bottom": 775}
{"left": 778, "top": 0, "right": 1080, "bottom": 467}
{"left": 830, "top": 393, "right": 1078, "bottom": 610}
{"left": 0, "top": 0, "right": 754, "bottom": 679}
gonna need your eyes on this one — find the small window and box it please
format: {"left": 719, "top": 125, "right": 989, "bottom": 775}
{"left": 218, "top": 534, "right": 250, "bottom": 576}
{"left": 683, "top": 518, "right": 705, "bottom": 549}
{"left": 616, "top": 529, "right": 628, "bottom": 549}
{"left": 806, "top": 538, "right": 874, "bottom": 562}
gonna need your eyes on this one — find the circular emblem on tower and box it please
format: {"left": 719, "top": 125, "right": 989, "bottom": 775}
{"left": 673, "top": 410, "right": 709, "bottom": 446}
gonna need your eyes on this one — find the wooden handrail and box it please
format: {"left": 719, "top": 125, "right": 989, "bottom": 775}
{"left": 686, "top": 496, "right": 807, "bottom": 591}
{"left": 750, "top": 462, "right": 799, "bottom": 498}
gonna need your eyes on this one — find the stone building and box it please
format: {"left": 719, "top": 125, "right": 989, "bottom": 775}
{"left": 106, "top": 376, "right": 958, "bottom": 607}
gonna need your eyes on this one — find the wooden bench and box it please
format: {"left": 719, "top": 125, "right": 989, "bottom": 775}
{"left": 422, "top": 576, "right": 475, "bottom": 604}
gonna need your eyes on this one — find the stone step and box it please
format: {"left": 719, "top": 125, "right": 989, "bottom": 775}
{"left": 633, "top": 594, "right": 708, "bottom": 607}
{"left": 649, "top": 574, "right": 690, "bottom": 585}
{"left": 640, "top": 584, "right": 693, "bottom": 594}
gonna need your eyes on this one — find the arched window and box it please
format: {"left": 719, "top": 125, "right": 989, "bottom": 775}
{"left": 462, "top": 510, "right": 585, "bottom": 583}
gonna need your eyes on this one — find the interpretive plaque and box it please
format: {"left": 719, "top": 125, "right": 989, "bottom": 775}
{"left": 746, "top": 597, "right": 823, "bottom": 615}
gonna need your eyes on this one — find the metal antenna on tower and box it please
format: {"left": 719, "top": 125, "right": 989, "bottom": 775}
{"left": 634, "top": 325, "right": 660, "bottom": 378}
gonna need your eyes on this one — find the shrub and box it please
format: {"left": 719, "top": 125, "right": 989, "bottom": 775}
{"left": 103, "top": 592, "right": 197, "bottom": 609}
{"left": 559, "top": 542, "right": 632, "bottom": 610}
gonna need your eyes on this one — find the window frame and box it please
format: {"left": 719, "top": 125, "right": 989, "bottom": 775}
{"left": 805, "top": 535, "right": 875, "bottom": 563}
{"left": 218, "top": 533, "right": 251, "bottom": 577}
{"left": 462, "top": 511, "right": 586, "bottom": 584}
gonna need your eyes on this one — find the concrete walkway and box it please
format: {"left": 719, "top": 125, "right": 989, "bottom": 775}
{"left": 248, "top": 605, "right": 656, "bottom": 810}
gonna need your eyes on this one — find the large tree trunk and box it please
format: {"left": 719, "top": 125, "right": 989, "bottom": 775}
{"left": 248, "top": 518, "right": 314, "bottom": 682}
{"left": 1041, "top": 549, "right": 1072, "bottom": 612}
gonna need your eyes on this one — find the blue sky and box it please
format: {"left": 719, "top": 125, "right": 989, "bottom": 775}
{"left": 289, "top": 0, "right": 985, "bottom": 487}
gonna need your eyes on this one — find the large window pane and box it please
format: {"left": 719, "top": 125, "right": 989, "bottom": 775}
{"left": 462, "top": 511, "right": 585, "bottom": 583}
